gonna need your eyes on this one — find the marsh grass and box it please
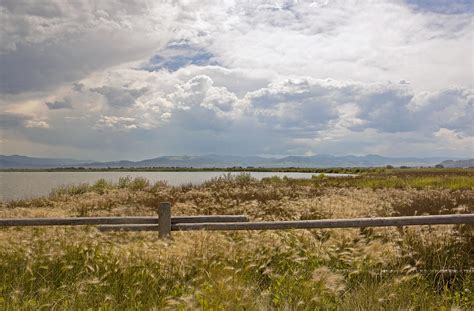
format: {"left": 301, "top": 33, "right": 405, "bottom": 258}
{"left": 303, "top": 175, "right": 474, "bottom": 190}
{"left": 0, "top": 170, "right": 473, "bottom": 309}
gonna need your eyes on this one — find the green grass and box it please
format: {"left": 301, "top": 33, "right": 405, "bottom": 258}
{"left": 1, "top": 170, "right": 473, "bottom": 309}
{"left": 47, "top": 177, "right": 151, "bottom": 198}
{"left": 344, "top": 175, "right": 474, "bottom": 190}
{"left": 0, "top": 227, "right": 472, "bottom": 310}
{"left": 271, "top": 173, "right": 474, "bottom": 191}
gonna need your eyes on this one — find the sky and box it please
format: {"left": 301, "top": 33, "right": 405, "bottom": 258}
{"left": 0, "top": 0, "right": 472, "bottom": 161}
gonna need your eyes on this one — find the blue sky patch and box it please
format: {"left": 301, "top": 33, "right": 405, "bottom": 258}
{"left": 405, "top": 0, "right": 473, "bottom": 14}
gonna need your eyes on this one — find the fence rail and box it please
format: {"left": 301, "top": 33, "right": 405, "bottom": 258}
{"left": 0, "top": 215, "right": 248, "bottom": 227}
{"left": 172, "top": 214, "right": 474, "bottom": 232}
{"left": 1, "top": 202, "right": 473, "bottom": 239}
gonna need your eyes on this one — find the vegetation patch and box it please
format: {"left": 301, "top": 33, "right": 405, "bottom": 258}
{"left": 0, "top": 170, "right": 473, "bottom": 309}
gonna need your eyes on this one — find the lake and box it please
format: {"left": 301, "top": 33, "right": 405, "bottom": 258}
{"left": 0, "top": 171, "right": 353, "bottom": 201}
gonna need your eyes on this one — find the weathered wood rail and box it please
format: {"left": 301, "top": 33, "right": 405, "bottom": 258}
{"left": 1, "top": 202, "right": 473, "bottom": 239}
{"left": 172, "top": 214, "right": 474, "bottom": 231}
{"left": 0, "top": 215, "right": 248, "bottom": 227}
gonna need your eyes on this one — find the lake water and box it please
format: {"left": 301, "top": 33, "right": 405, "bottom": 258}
{"left": 0, "top": 171, "right": 352, "bottom": 201}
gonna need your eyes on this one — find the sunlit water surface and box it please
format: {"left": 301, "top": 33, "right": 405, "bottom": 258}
{"left": 0, "top": 171, "right": 353, "bottom": 201}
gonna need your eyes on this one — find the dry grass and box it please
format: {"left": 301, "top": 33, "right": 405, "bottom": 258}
{"left": 0, "top": 172, "right": 473, "bottom": 309}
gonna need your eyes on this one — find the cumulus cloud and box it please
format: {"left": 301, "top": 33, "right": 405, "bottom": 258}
{"left": 1, "top": 0, "right": 472, "bottom": 159}
{"left": 2, "top": 0, "right": 471, "bottom": 94}
{"left": 435, "top": 128, "right": 474, "bottom": 150}
{"left": 25, "top": 120, "right": 49, "bottom": 128}
{"left": 411, "top": 88, "right": 473, "bottom": 136}
{"left": 32, "top": 73, "right": 474, "bottom": 157}
{"left": 95, "top": 116, "right": 138, "bottom": 130}
{"left": 0, "top": 0, "right": 176, "bottom": 93}
{"left": 208, "top": 0, "right": 472, "bottom": 91}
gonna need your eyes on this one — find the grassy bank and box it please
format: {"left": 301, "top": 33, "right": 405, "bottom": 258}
{"left": 1, "top": 170, "right": 473, "bottom": 309}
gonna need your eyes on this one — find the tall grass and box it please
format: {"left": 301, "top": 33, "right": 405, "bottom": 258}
{"left": 301, "top": 174, "right": 474, "bottom": 190}
{"left": 1, "top": 227, "right": 472, "bottom": 309}
{"left": 0, "top": 170, "right": 473, "bottom": 309}
{"left": 349, "top": 176, "right": 474, "bottom": 190}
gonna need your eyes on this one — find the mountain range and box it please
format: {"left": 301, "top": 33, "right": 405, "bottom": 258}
{"left": 0, "top": 155, "right": 95, "bottom": 168}
{"left": 1, "top": 154, "right": 470, "bottom": 169}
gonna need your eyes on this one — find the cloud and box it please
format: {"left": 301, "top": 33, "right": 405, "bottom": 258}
{"left": 207, "top": 0, "right": 472, "bottom": 91}
{"left": 0, "top": 112, "right": 29, "bottom": 128}
{"left": 0, "top": 112, "right": 49, "bottom": 129}
{"left": 243, "top": 78, "right": 339, "bottom": 132}
{"left": 90, "top": 86, "right": 148, "bottom": 108}
{"left": 411, "top": 87, "right": 473, "bottom": 136}
{"left": 95, "top": 116, "right": 137, "bottom": 130}
{"left": 242, "top": 78, "right": 418, "bottom": 134}
{"left": 17, "top": 73, "right": 471, "bottom": 158}
{"left": 1, "top": 0, "right": 472, "bottom": 159}
{"left": 143, "top": 43, "right": 217, "bottom": 72}
{"left": 434, "top": 128, "right": 474, "bottom": 151}
{"left": 25, "top": 120, "right": 50, "bottom": 128}
{"left": 0, "top": 0, "right": 176, "bottom": 93}
{"left": 2, "top": 0, "right": 471, "bottom": 95}
{"left": 45, "top": 99, "right": 73, "bottom": 110}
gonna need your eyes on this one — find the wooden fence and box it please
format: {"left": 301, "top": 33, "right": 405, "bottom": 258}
{"left": 1, "top": 202, "right": 473, "bottom": 239}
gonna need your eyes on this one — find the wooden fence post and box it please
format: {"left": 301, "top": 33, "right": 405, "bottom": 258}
{"left": 158, "top": 202, "right": 171, "bottom": 239}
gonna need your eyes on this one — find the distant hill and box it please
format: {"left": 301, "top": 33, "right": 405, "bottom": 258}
{"left": 80, "top": 155, "right": 269, "bottom": 169}
{"left": 0, "top": 155, "right": 94, "bottom": 168}
{"left": 1, "top": 154, "right": 465, "bottom": 169}
{"left": 438, "top": 159, "right": 474, "bottom": 168}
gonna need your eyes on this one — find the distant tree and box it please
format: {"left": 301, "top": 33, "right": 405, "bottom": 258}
{"left": 385, "top": 165, "right": 394, "bottom": 169}
{"left": 435, "top": 164, "right": 444, "bottom": 168}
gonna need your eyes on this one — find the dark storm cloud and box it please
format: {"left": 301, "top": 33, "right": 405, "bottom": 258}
{"left": 0, "top": 112, "right": 30, "bottom": 128}
{"left": 90, "top": 86, "right": 148, "bottom": 108}
{"left": 45, "top": 99, "right": 73, "bottom": 110}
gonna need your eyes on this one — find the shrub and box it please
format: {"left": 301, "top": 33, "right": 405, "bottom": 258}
{"left": 117, "top": 176, "right": 132, "bottom": 188}
{"left": 91, "top": 178, "right": 112, "bottom": 194}
{"left": 49, "top": 183, "right": 90, "bottom": 197}
{"left": 129, "top": 177, "right": 150, "bottom": 191}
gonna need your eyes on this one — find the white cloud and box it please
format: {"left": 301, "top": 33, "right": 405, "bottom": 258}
{"left": 206, "top": 0, "right": 472, "bottom": 91}
{"left": 0, "top": 0, "right": 177, "bottom": 93}
{"left": 411, "top": 87, "right": 473, "bottom": 136}
{"left": 433, "top": 128, "right": 474, "bottom": 155}
{"left": 95, "top": 116, "right": 137, "bottom": 131}
{"left": 25, "top": 120, "right": 50, "bottom": 129}
{"left": 15, "top": 72, "right": 473, "bottom": 157}
{"left": 2, "top": 0, "right": 471, "bottom": 94}
{"left": 1, "top": 0, "right": 472, "bottom": 159}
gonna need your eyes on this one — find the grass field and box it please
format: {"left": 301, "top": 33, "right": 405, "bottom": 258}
{"left": 1, "top": 169, "right": 473, "bottom": 309}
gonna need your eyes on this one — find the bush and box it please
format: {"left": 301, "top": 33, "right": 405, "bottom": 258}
{"left": 117, "top": 176, "right": 132, "bottom": 188}
{"left": 49, "top": 183, "right": 90, "bottom": 197}
{"left": 129, "top": 177, "right": 150, "bottom": 191}
{"left": 91, "top": 178, "right": 112, "bottom": 194}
